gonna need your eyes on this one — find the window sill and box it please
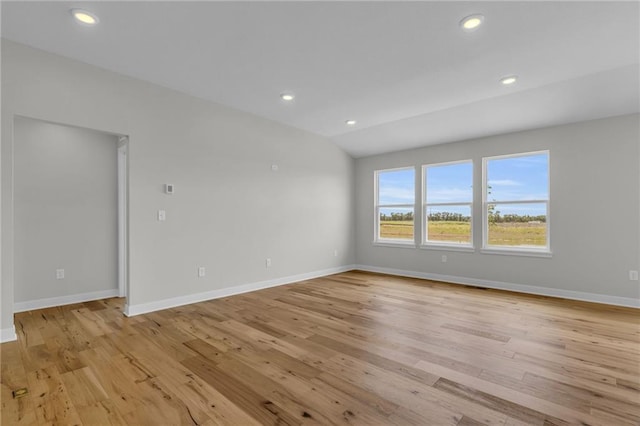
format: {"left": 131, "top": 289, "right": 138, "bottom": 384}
{"left": 420, "top": 244, "right": 475, "bottom": 253}
{"left": 372, "top": 241, "right": 416, "bottom": 249}
{"left": 480, "top": 248, "right": 552, "bottom": 258}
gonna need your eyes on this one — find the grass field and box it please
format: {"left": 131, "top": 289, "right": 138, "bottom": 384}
{"left": 379, "top": 220, "right": 414, "bottom": 240}
{"left": 427, "top": 221, "right": 471, "bottom": 244}
{"left": 380, "top": 220, "right": 547, "bottom": 246}
{"left": 486, "top": 222, "right": 547, "bottom": 246}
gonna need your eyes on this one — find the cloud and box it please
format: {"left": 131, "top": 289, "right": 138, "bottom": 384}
{"left": 379, "top": 187, "right": 415, "bottom": 203}
{"left": 426, "top": 188, "right": 472, "bottom": 204}
{"left": 490, "top": 204, "right": 547, "bottom": 215}
{"left": 488, "top": 179, "right": 522, "bottom": 187}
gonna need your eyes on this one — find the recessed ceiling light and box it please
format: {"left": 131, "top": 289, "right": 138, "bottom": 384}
{"left": 500, "top": 75, "right": 518, "bottom": 85}
{"left": 345, "top": 120, "right": 357, "bottom": 126}
{"left": 280, "top": 93, "right": 295, "bottom": 101}
{"left": 71, "top": 9, "right": 99, "bottom": 26}
{"left": 460, "top": 14, "right": 484, "bottom": 32}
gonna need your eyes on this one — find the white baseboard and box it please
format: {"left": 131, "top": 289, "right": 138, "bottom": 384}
{"left": 1, "top": 326, "right": 17, "bottom": 343}
{"left": 354, "top": 264, "right": 640, "bottom": 308}
{"left": 13, "top": 288, "right": 120, "bottom": 313}
{"left": 124, "top": 264, "right": 357, "bottom": 317}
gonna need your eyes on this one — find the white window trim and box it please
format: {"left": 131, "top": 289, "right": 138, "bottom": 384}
{"left": 482, "top": 150, "right": 551, "bottom": 255}
{"left": 419, "top": 244, "right": 475, "bottom": 253}
{"left": 374, "top": 166, "right": 416, "bottom": 245}
{"left": 373, "top": 241, "right": 417, "bottom": 249}
{"left": 480, "top": 247, "right": 552, "bottom": 258}
{"left": 422, "top": 160, "right": 474, "bottom": 249}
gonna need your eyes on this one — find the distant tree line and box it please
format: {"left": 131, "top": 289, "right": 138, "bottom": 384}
{"left": 380, "top": 210, "right": 546, "bottom": 223}
{"left": 427, "top": 212, "right": 470, "bottom": 222}
{"left": 379, "top": 212, "right": 471, "bottom": 222}
{"left": 380, "top": 212, "right": 414, "bottom": 221}
{"left": 488, "top": 212, "right": 546, "bottom": 223}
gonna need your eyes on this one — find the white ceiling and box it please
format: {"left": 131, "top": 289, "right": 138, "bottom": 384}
{"left": 2, "top": 1, "right": 639, "bottom": 157}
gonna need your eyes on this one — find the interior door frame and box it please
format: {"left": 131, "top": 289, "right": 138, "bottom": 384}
{"left": 117, "top": 137, "right": 129, "bottom": 298}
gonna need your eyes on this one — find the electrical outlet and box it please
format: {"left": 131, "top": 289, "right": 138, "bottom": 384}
{"left": 441, "top": 255, "right": 447, "bottom": 263}
{"left": 198, "top": 267, "right": 206, "bottom": 277}
{"left": 56, "top": 269, "right": 64, "bottom": 279}
{"left": 266, "top": 258, "right": 272, "bottom": 268}
{"left": 630, "top": 270, "right": 639, "bottom": 281}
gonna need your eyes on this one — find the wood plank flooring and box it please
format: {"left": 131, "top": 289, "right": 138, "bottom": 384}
{"left": 2, "top": 271, "right": 639, "bottom": 425}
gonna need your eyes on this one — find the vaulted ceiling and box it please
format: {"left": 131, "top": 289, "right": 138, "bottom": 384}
{"left": 2, "top": 1, "right": 638, "bottom": 157}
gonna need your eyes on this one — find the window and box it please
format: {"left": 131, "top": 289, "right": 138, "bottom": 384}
{"left": 423, "top": 161, "right": 473, "bottom": 247}
{"left": 375, "top": 167, "right": 415, "bottom": 243}
{"left": 483, "top": 151, "right": 550, "bottom": 252}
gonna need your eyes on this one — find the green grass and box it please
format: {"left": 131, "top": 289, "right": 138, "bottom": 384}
{"left": 380, "top": 220, "right": 546, "bottom": 246}
{"left": 427, "top": 221, "right": 471, "bottom": 243}
{"left": 379, "top": 220, "right": 414, "bottom": 240}
{"left": 487, "top": 222, "right": 546, "bottom": 246}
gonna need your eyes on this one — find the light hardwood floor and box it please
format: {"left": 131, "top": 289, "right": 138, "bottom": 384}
{"left": 1, "top": 271, "right": 639, "bottom": 425}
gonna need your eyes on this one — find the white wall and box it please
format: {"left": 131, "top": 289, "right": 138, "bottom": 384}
{"left": 13, "top": 117, "right": 118, "bottom": 305}
{"left": 1, "top": 40, "right": 355, "bottom": 335}
{"left": 355, "top": 114, "right": 640, "bottom": 304}
{"left": 2, "top": 39, "right": 637, "bottom": 341}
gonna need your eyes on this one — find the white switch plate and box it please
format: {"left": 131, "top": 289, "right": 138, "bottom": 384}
{"left": 266, "top": 258, "right": 272, "bottom": 268}
{"left": 630, "top": 270, "right": 639, "bottom": 281}
{"left": 334, "top": 249, "right": 338, "bottom": 257}
{"left": 441, "top": 255, "right": 447, "bottom": 263}
{"left": 198, "top": 267, "right": 206, "bottom": 277}
{"left": 56, "top": 269, "right": 64, "bottom": 279}
{"left": 158, "top": 210, "right": 166, "bottom": 221}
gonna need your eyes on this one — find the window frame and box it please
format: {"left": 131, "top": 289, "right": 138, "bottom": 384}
{"left": 373, "top": 166, "right": 416, "bottom": 246}
{"left": 421, "top": 160, "right": 474, "bottom": 251}
{"left": 481, "top": 150, "right": 551, "bottom": 256}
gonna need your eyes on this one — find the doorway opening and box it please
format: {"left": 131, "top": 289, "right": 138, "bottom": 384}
{"left": 12, "top": 116, "right": 129, "bottom": 313}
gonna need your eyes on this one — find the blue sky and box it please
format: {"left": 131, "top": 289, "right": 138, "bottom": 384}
{"left": 426, "top": 162, "right": 472, "bottom": 203}
{"left": 379, "top": 153, "right": 549, "bottom": 216}
{"left": 487, "top": 153, "right": 548, "bottom": 202}
{"left": 378, "top": 168, "right": 415, "bottom": 204}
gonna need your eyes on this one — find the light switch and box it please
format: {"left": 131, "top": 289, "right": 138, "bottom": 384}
{"left": 158, "top": 210, "right": 166, "bottom": 221}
